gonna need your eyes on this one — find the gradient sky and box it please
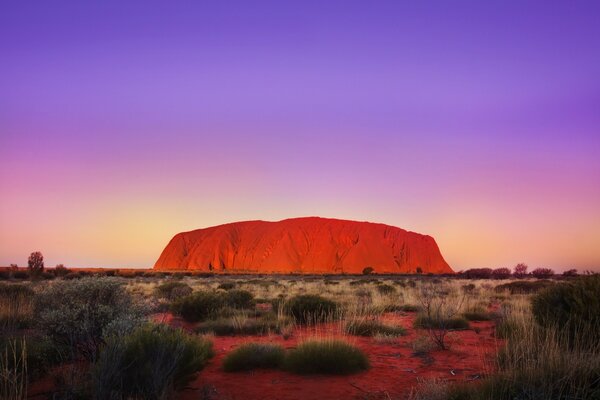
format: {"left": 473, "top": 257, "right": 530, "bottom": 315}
{"left": 1, "top": 1, "right": 599, "bottom": 271}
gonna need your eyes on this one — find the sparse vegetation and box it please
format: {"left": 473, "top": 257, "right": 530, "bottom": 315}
{"left": 171, "top": 291, "right": 226, "bottom": 322}
{"left": 345, "top": 319, "right": 406, "bottom": 337}
{"left": 285, "top": 294, "right": 338, "bottom": 324}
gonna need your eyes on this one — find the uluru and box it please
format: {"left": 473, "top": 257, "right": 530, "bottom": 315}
{"left": 154, "top": 217, "right": 453, "bottom": 274}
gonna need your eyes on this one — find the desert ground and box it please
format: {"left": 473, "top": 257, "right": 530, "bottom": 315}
{"left": 1, "top": 269, "right": 598, "bottom": 400}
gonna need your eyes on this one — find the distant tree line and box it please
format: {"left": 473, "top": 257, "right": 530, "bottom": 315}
{"left": 459, "top": 263, "right": 582, "bottom": 279}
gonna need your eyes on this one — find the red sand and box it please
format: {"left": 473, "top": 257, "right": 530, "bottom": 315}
{"left": 169, "top": 312, "right": 500, "bottom": 400}
{"left": 154, "top": 217, "right": 453, "bottom": 274}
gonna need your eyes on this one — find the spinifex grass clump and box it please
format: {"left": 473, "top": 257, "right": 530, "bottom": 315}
{"left": 93, "top": 324, "right": 213, "bottom": 400}
{"left": 494, "top": 280, "right": 554, "bottom": 294}
{"left": 154, "top": 281, "right": 192, "bottom": 300}
{"left": 285, "top": 294, "right": 338, "bottom": 324}
{"left": 345, "top": 319, "right": 406, "bottom": 337}
{"left": 195, "top": 314, "right": 285, "bottom": 336}
{"left": 284, "top": 339, "right": 369, "bottom": 375}
{"left": 222, "top": 343, "right": 285, "bottom": 372}
{"left": 0, "top": 284, "right": 34, "bottom": 333}
{"left": 171, "top": 291, "right": 226, "bottom": 322}
{"left": 531, "top": 275, "right": 600, "bottom": 347}
{"left": 413, "top": 315, "right": 470, "bottom": 330}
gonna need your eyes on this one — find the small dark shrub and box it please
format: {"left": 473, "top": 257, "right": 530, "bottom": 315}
{"left": 225, "top": 289, "right": 254, "bottom": 309}
{"left": 11, "top": 271, "right": 29, "bottom": 280}
{"left": 531, "top": 267, "right": 555, "bottom": 279}
{"left": 531, "top": 276, "right": 600, "bottom": 346}
{"left": 155, "top": 281, "right": 193, "bottom": 300}
{"left": 492, "top": 267, "right": 511, "bottom": 279}
{"left": 397, "top": 304, "right": 422, "bottom": 312}
{"left": 494, "top": 280, "right": 553, "bottom": 294}
{"left": 563, "top": 269, "right": 578, "bottom": 277}
{"left": 171, "top": 291, "right": 225, "bottom": 322}
{"left": 0, "top": 271, "right": 9, "bottom": 280}
{"left": 93, "top": 324, "right": 213, "bottom": 399}
{"left": 414, "top": 315, "right": 470, "bottom": 330}
{"left": 362, "top": 267, "right": 374, "bottom": 275}
{"left": 222, "top": 343, "right": 284, "bottom": 372}
{"left": 217, "top": 282, "right": 236, "bottom": 290}
{"left": 195, "top": 317, "right": 281, "bottom": 336}
{"left": 286, "top": 295, "right": 338, "bottom": 324}
{"left": 513, "top": 263, "right": 528, "bottom": 278}
{"left": 285, "top": 339, "right": 369, "bottom": 375}
{"left": 462, "top": 268, "right": 493, "bottom": 279}
{"left": 345, "top": 320, "right": 406, "bottom": 337}
{"left": 54, "top": 264, "right": 70, "bottom": 277}
{"left": 462, "top": 283, "right": 476, "bottom": 293}
{"left": 376, "top": 284, "right": 396, "bottom": 295}
{"left": 463, "top": 309, "right": 492, "bottom": 321}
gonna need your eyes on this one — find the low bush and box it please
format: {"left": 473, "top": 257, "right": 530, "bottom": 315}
{"left": 35, "top": 278, "right": 147, "bottom": 360}
{"left": 222, "top": 343, "right": 285, "bottom": 372}
{"left": 414, "top": 315, "right": 470, "bottom": 330}
{"left": 375, "top": 284, "right": 396, "bottom": 295}
{"left": 463, "top": 308, "right": 492, "bottom": 321}
{"left": 531, "top": 276, "right": 600, "bottom": 346}
{"left": 155, "top": 281, "right": 193, "bottom": 300}
{"left": 225, "top": 289, "right": 254, "bottom": 309}
{"left": 93, "top": 324, "right": 213, "bottom": 400}
{"left": 396, "top": 304, "right": 421, "bottom": 312}
{"left": 171, "top": 291, "right": 226, "bottom": 322}
{"left": 494, "top": 280, "right": 553, "bottom": 294}
{"left": 285, "top": 294, "right": 337, "bottom": 324}
{"left": 345, "top": 320, "right": 406, "bottom": 337}
{"left": 217, "top": 282, "right": 236, "bottom": 290}
{"left": 284, "top": 339, "right": 369, "bottom": 375}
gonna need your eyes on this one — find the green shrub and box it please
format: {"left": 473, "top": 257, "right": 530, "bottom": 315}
{"left": 285, "top": 339, "right": 369, "bottom": 375}
{"left": 376, "top": 284, "right": 396, "bottom": 295}
{"left": 0, "top": 335, "right": 65, "bottom": 380}
{"left": 222, "top": 343, "right": 285, "bottom": 372}
{"left": 531, "top": 276, "right": 600, "bottom": 346}
{"left": 345, "top": 320, "right": 406, "bottom": 337}
{"left": 225, "top": 289, "right": 254, "bottom": 309}
{"left": 414, "top": 315, "right": 470, "bottom": 330}
{"left": 154, "top": 281, "right": 192, "bottom": 300}
{"left": 286, "top": 295, "right": 337, "bottom": 324}
{"left": 171, "top": 291, "right": 226, "bottom": 322}
{"left": 35, "top": 278, "right": 147, "bottom": 360}
{"left": 93, "top": 324, "right": 213, "bottom": 400}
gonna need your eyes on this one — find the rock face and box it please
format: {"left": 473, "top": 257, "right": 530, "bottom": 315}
{"left": 154, "top": 217, "right": 453, "bottom": 274}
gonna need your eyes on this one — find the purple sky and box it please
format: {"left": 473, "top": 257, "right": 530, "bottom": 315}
{"left": 1, "top": 1, "right": 599, "bottom": 270}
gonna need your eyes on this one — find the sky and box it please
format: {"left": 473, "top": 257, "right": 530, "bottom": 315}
{"left": 1, "top": 1, "right": 599, "bottom": 271}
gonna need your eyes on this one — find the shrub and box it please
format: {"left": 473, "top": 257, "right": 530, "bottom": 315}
{"left": 54, "top": 264, "right": 70, "bottom": 277}
{"left": 531, "top": 276, "right": 600, "bottom": 346}
{"left": 463, "top": 308, "right": 492, "bottom": 321}
{"left": 375, "top": 284, "right": 396, "bottom": 295}
{"left": 531, "top": 267, "right": 555, "bottom": 279}
{"left": 285, "top": 339, "right": 369, "bottom": 375}
{"left": 397, "top": 304, "right": 421, "bottom": 312}
{"left": 362, "top": 267, "right": 374, "bottom": 275}
{"left": 217, "top": 282, "right": 236, "bottom": 290}
{"left": 222, "top": 343, "right": 285, "bottom": 372}
{"left": 155, "top": 281, "right": 193, "bottom": 300}
{"left": 563, "top": 269, "right": 578, "bottom": 277}
{"left": 0, "top": 271, "right": 9, "bottom": 280}
{"left": 461, "top": 268, "right": 492, "bottom": 279}
{"left": 225, "top": 289, "right": 254, "bottom": 309}
{"left": 171, "top": 291, "right": 226, "bottom": 322}
{"left": 494, "top": 280, "right": 553, "bottom": 294}
{"left": 93, "top": 324, "right": 213, "bottom": 400}
{"left": 35, "top": 278, "right": 147, "bottom": 361}
{"left": 285, "top": 295, "right": 338, "bottom": 324}
{"left": 11, "top": 271, "right": 29, "bottom": 280}
{"left": 491, "top": 267, "right": 511, "bottom": 279}
{"left": 345, "top": 320, "right": 406, "bottom": 337}
{"left": 414, "top": 315, "right": 470, "bottom": 330}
